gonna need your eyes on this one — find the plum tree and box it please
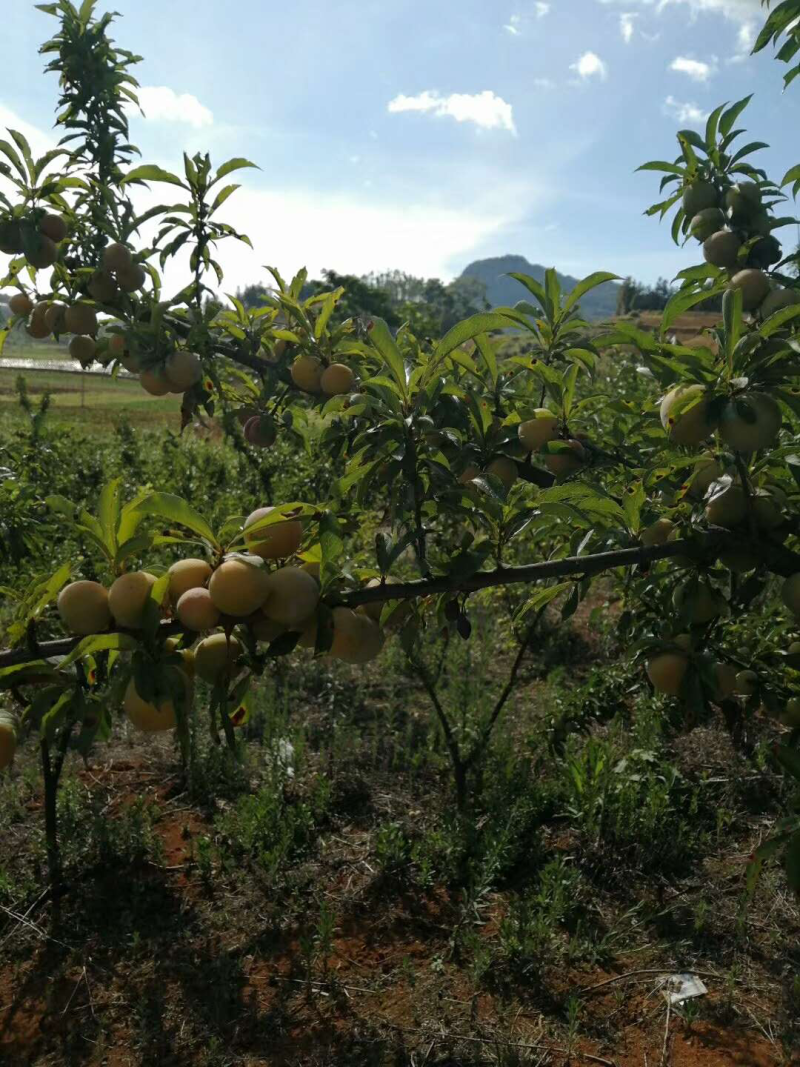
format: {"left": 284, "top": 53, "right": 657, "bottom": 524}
{"left": 4, "top": 6, "right": 800, "bottom": 900}
{"left": 243, "top": 507, "right": 303, "bottom": 560}
{"left": 208, "top": 558, "right": 270, "bottom": 616}
{"left": 108, "top": 571, "right": 159, "bottom": 628}
{"left": 57, "top": 581, "right": 112, "bottom": 635}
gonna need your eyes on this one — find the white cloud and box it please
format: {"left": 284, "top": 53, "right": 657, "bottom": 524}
{"left": 131, "top": 86, "right": 213, "bottom": 129}
{"left": 669, "top": 55, "right": 716, "bottom": 81}
{"left": 387, "top": 90, "right": 517, "bottom": 135}
{"left": 504, "top": 15, "right": 522, "bottom": 35}
{"left": 570, "top": 52, "right": 608, "bottom": 81}
{"left": 620, "top": 13, "right": 637, "bottom": 42}
{"left": 663, "top": 95, "right": 710, "bottom": 126}
{"left": 504, "top": 5, "right": 548, "bottom": 35}
{"left": 534, "top": 77, "right": 555, "bottom": 89}
{"left": 535, "top": 2, "right": 551, "bottom": 16}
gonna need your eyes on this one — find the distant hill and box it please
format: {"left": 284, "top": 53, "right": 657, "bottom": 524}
{"left": 459, "top": 255, "right": 620, "bottom": 321}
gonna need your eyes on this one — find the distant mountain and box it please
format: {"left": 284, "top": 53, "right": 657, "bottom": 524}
{"left": 459, "top": 255, "right": 620, "bottom": 321}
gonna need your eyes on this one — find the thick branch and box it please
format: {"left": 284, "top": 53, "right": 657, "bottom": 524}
{"left": 1, "top": 530, "right": 798, "bottom": 670}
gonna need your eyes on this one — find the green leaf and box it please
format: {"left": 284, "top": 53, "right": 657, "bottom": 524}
{"left": 209, "top": 183, "right": 240, "bottom": 214}
{"left": 636, "top": 161, "right": 685, "bottom": 175}
{"left": 473, "top": 334, "right": 498, "bottom": 388}
{"left": 132, "top": 492, "right": 219, "bottom": 547}
{"left": 213, "top": 157, "right": 259, "bottom": 183}
{"left": 319, "top": 511, "right": 344, "bottom": 589}
{"left": 774, "top": 743, "right": 800, "bottom": 781}
{"left": 516, "top": 582, "right": 571, "bottom": 623}
{"left": 561, "top": 272, "right": 620, "bottom": 317}
{"left": 367, "top": 318, "right": 407, "bottom": 397}
{"left": 507, "top": 272, "right": 552, "bottom": 318}
{"left": 59, "top": 633, "right": 139, "bottom": 670}
{"left": 98, "top": 478, "right": 122, "bottom": 558}
{"left": 122, "top": 165, "right": 186, "bottom": 189}
{"left": 432, "top": 312, "right": 521, "bottom": 369}
{"left": 719, "top": 95, "right": 753, "bottom": 138}
{"left": 661, "top": 281, "right": 726, "bottom": 336}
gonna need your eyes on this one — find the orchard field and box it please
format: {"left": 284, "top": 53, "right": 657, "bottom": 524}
{"left": 3, "top": 1, "right": 800, "bottom": 1065}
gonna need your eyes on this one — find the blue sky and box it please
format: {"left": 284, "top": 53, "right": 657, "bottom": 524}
{"left": 3, "top": 0, "right": 799, "bottom": 293}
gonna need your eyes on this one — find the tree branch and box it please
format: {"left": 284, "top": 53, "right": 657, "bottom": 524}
{"left": 1, "top": 529, "right": 798, "bottom": 670}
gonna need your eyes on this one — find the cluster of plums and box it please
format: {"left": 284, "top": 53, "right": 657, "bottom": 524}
{"left": 53, "top": 508, "right": 394, "bottom": 734}
{"left": 684, "top": 179, "right": 799, "bottom": 315}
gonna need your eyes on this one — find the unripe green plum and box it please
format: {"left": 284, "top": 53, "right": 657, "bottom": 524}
{"left": 690, "top": 208, "right": 725, "bottom": 242}
{"left": 176, "top": 587, "right": 220, "bottom": 631}
{"left": 102, "top": 242, "right": 132, "bottom": 274}
{"left": 705, "top": 485, "right": 747, "bottom": 529}
{"left": 660, "top": 385, "right": 715, "bottom": 446}
{"left": 646, "top": 652, "right": 689, "bottom": 696}
{"left": 290, "top": 355, "right": 323, "bottom": 392}
{"left": 0, "top": 712, "right": 17, "bottom": 770}
{"left": 140, "top": 367, "right": 171, "bottom": 396}
{"left": 641, "top": 518, "right": 674, "bottom": 547}
{"left": 683, "top": 181, "right": 718, "bottom": 216}
{"left": 782, "top": 573, "right": 800, "bottom": 616}
{"left": 735, "top": 669, "right": 758, "bottom": 696}
{"left": 726, "top": 181, "right": 761, "bottom": 221}
{"left": 320, "top": 363, "right": 356, "bottom": 396}
{"left": 208, "top": 558, "right": 270, "bottom": 617}
{"left": 64, "top": 303, "right": 97, "bottom": 335}
{"left": 57, "top": 580, "right": 112, "bottom": 635}
{"left": 262, "top": 567, "right": 320, "bottom": 628}
{"left": 703, "top": 231, "right": 741, "bottom": 269}
{"left": 760, "top": 288, "right": 800, "bottom": 318}
{"left": 545, "top": 440, "right": 586, "bottom": 481}
{"left": 727, "top": 269, "right": 770, "bottom": 312}
{"left": 485, "top": 456, "right": 518, "bottom": 489}
{"left": 87, "top": 269, "right": 117, "bottom": 303}
{"left": 168, "top": 558, "right": 212, "bottom": 604}
{"left": 244, "top": 507, "right": 303, "bottom": 560}
{"left": 117, "top": 263, "right": 146, "bottom": 292}
{"left": 69, "top": 335, "right": 96, "bottom": 363}
{"left": 194, "top": 633, "right": 242, "bottom": 683}
{"left": 518, "top": 410, "right": 559, "bottom": 452}
{"left": 164, "top": 350, "right": 202, "bottom": 392}
{"left": 673, "top": 580, "right": 725, "bottom": 625}
{"left": 109, "top": 571, "right": 161, "bottom": 628}
{"left": 718, "top": 393, "right": 781, "bottom": 452}
{"left": 781, "top": 698, "right": 800, "bottom": 729}
{"left": 9, "top": 292, "right": 33, "bottom": 317}
{"left": 244, "top": 415, "right": 277, "bottom": 447}
{"left": 714, "top": 662, "right": 738, "bottom": 699}
{"left": 686, "top": 454, "right": 723, "bottom": 500}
